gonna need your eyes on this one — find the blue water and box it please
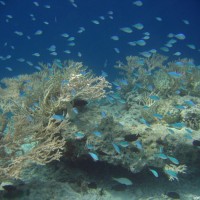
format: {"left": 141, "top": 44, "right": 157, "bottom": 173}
{"left": 0, "top": 0, "right": 200, "bottom": 80}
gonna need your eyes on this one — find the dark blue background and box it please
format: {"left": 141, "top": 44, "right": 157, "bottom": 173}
{"left": 0, "top": 0, "right": 200, "bottom": 80}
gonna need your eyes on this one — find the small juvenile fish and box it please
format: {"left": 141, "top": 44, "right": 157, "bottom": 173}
{"left": 61, "top": 33, "right": 69, "bottom": 38}
{"left": 140, "top": 51, "right": 151, "bottom": 58}
{"left": 173, "top": 52, "right": 181, "bottom": 56}
{"left": 32, "top": 53, "right": 40, "bottom": 57}
{"left": 68, "top": 42, "right": 75, "bottom": 46}
{"left": 17, "top": 58, "right": 25, "bottom": 62}
{"left": 167, "top": 156, "right": 179, "bottom": 165}
{"left": 0, "top": 1, "right": 5, "bottom": 5}
{"left": 6, "top": 14, "right": 13, "bottom": 19}
{"left": 184, "top": 100, "right": 195, "bottom": 106}
{"left": 99, "top": 16, "right": 105, "bottom": 20}
{"left": 5, "top": 67, "right": 13, "bottom": 71}
{"left": 155, "top": 17, "right": 162, "bottom": 21}
{"left": 34, "top": 66, "right": 42, "bottom": 71}
{"left": 114, "top": 47, "right": 120, "bottom": 53}
{"left": 120, "top": 27, "right": 133, "bottom": 33}
{"left": 149, "top": 169, "right": 159, "bottom": 177}
{"left": 92, "top": 131, "right": 102, "bottom": 137}
{"left": 101, "top": 111, "right": 106, "bottom": 118}
{"left": 77, "top": 52, "right": 82, "bottom": 57}
{"left": 170, "top": 122, "right": 185, "bottom": 129}
{"left": 48, "top": 45, "right": 56, "bottom": 51}
{"left": 143, "top": 35, "right": 150, "bottom": 40}
{"left": 35, "top": 30, "right": 43, "bottom": 35}
{"left": 72, "top": 107, "right": 78, "bottom": 114}
{"left": 111, "top": 35, "right": 119, "bottom": 41}
{"left": 68, "top": 36, "right": 75, "bottom": 41}
{"left": 74, "top": 132, "right": 85, "bottom": 139}
{"left": 139, "top": 118, "right": 150, "bottom": 127}
{"left": 136, "top": 39, "right": 146, "bottom": 46}
{"left": 133, "top": 23, "right": 144, "bottom": 30}
{"left": 182, "top": 19, "right": 189, "bottom": 25}
{"left": 135, "top": 140, "right": 142, "bottom": 149}
{"left": 112, "top": 143, "right": 121, "bottom": 154}
{"left": 118, "top": 141, "right": 129, "bottom": 148}
{"left": 91, "top": 20, "right": 100, "bottom": 24}
{"left": 153, "top": 113, "right": 163, "bottom": 120}
{"left": 160, "top": 47, "right": 169, "bottom": 52}
{"left": 164, "top": 169, "right": 178, "bottom": 180}
{"left": 64, "top": 50, "right": 71, "bottom": 54}
{"left": 187, "top": 44, "right": 196, "bottom": 50}
{"left": 133, "top": 0, "right": 143, "bottom": 7}
{"left": 51, "top": 114, "right": 64, "bottom": 121}
{"left": 167, "top": 128, "right": 175, "bottom": 134}
{"left": 112, "top": 177, "right": 133, "bottom": 186}
{"left": 175, "top": 33, "right": 186, "bottom": 40}
{"left": 86, "top": 144, "right": 94, "bottom": 150}
{"left": 168, "top": 71, "right": 182, "bottom": 78}
{"left": 88, "top": 152, "right": 99, "bottom": 161}
{"left": 174, "top": 105, "right": 185, "bottom": 110}
{"left": 50, "top": 52, "right": 57, "bottom": 56}
{"left": 149, "top": 95, "right": 160, "bottom": 101}
{"left": 14, "top": 31, "right": 23, "bottom": 36}
{"left": 156, "top": 153, "right": 168, "bottom": 159}
{"left": 128, "top": 41, "right": 136, "bottom": 46}
{"left": 44, "top": 4, "right": 51, "bottom": 8}
{"left": 77, "top": 26, "right": 85, "bottom": 33}
{"left": 33, "top": 1, "right": 39, "bottom": 6}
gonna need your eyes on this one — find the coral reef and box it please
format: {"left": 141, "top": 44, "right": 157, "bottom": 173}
{"left": 0, "top": 54, "right": 200, "bottom": 187}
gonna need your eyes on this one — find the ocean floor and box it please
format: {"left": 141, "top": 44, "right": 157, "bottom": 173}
{"left": 1, "top": 159, "right": 200, "bottom": 200}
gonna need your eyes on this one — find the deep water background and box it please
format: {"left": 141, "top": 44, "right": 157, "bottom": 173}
{"left": 0, "top": 0, "right": 200, "bottom": 81}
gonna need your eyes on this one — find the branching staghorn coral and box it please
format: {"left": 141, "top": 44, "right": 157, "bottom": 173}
{"left": 0, "top": 60, "right": 111, "bottom": 180}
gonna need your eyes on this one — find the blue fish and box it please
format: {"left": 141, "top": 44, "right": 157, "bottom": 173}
{"left": 86, "top": 144, "right": 94, "bottom": 150}
{"left": 73, "top": 107, "right": 79, "bottom": 114}
{"left": 118, "top": 99, "right": 126, "bottom": 104}
{"left": 135, "top": 140, "right": 142, "bottom": 150}
{"left": 143, "top": 105, "right": 150, "bottom": 110}
{"left": 118, "top": 141, "right": 129, "bottom": 148}
{"left": 167, "top": 128, "right": 175, "bottom": 134}
{"left": 74, "top": 132, "right": 85, "bottom": 139}
{"left": 170, "top": 122, "right": 185, "bottom": 129}
{"left": 149, "top": 169, "right": 159, "bottom": 177}
{"left": 88, "top": 152, "right": 99, "bottom": 161}
{"left": 156, "top": 153, "right": 168, "bottom": 159}
{"left": 51, "top": 114, "right": 65, "bottom": 121}
{"left": 175, "top": 105, "right": 186, "bottom": 110}
{"left": 167, "top": 156, "right": 179, "bottom": 165}
{"left": 139, "top": 118, "right": 150, "bottom": 127}
{"left": 101, "top": 70, "right": 108, "bottom": 77}
{"left": 101, "top": 111, "right": 106, "bottom": 118}
{"left": 164, "top": 169, "right": 178, "bottom": 180}
{"left": 184, "top": 133, "right": 193, "bottom": 140}
{"left": 92, "top": 131, "right": 102, "bottom": 137}
{"left": 185, "top": 128, "right": 193, "bottom": 134}
{"left": 153, "top": 113, "right": 163, "bottom": 120}
{"left": 120, "top": 79, "right": 128, "bottom": 85}
{"left": 149, "top": 95, "right": 160, "bottom": 101}
{"left": 175, "top": 61, "right": 184, "bottom": 67}
{"left": 112, "top": 143, "right": 121, "bottom": 154}
{"left": 71, "top": 89, "right": 76, "bottom": 96}
{"left": 184, "top": 100, "right": 195, "bottom": 106}
{"left": 168, "top": 71, "right": 182, "bottom": 78}
{"left": 61, "top": 80, "right": 69, "bottom": 85}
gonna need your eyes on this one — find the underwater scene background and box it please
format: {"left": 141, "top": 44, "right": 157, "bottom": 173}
{"left": 0, "top": 0, "right": 200, "bottom": 199}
